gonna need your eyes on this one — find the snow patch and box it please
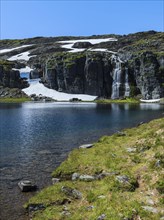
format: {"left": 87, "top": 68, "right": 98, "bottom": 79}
{"left": 140, "top": 99, "right": 160, "bottom": 103}
{"left": 8, "top": 51, "right": 36, "bottom": 61}
{"left": 23, "top": 81, "right": 97, "bottom": 101}
{"left": 58, "top": 38, "right": 117, "bottom": 53}
{"left": 88, "top": 48, "right": 116, "bottom": 53}
{"left": 12, "top": 66, "right": 33, "bottom": 73}
{"left": 0, "top": 45, "right": 33, "bottom": 54}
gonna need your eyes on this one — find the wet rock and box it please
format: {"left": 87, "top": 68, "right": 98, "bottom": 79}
{"left": 18, "top": 180, "right": 37, "bottom": 192}
{"left": 61, "top": 186, "right": 82, "bottom": 199}
{"left": 79, "top": 144, "right": 93, "bottom": 149}
{"left": 97, "top": 213, "right": 106, "bottom": 220}
{"left": 142, "top": 206, "right": 158, "bottom": 213}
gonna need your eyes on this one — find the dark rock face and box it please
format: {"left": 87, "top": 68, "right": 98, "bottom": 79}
{"left": 132, "top": 52, "right": 163, "bottom": 99}
{"left": 0, "top": 65, "right": 28, "bottom": 89}
{"left": 43, "top": 51, "right": 163, "bottom": 99}
{"left": 72, "top": 41, "right": 92, "bottom": 48}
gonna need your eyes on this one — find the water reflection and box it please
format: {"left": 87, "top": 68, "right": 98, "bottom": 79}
{"left": 0, "top": 102, "right": 163, "bottom": 220}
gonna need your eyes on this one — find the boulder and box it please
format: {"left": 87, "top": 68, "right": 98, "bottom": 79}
{"left": 79, "top": 174, "right": 95, "bottom": 181}
{"left": 18, "top": 180, "right": 37, "bottom": 192}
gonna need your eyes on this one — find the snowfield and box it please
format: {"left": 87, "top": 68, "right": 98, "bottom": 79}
{"left": 58, "top": 38, "right": 117, "bottom": 53}
{"left": 0, "top": 45, "right": 33, "bottom": 54}
{"left": 8, "top": 51, "right": 36, "bottom": 61}
{"left": 23, "top": 81, "right": 97, "bottom": 101}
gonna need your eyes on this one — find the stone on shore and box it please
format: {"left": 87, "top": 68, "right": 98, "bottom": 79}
{"left": 18, "top": 180, "right": 37, "bottom": 192}
{"left": 79, "top": 144, "right": 93, "bottom": 149}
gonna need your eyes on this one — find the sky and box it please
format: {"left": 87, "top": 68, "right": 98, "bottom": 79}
{"left": 0, "top": 0, "right": 164, "bottom": 39}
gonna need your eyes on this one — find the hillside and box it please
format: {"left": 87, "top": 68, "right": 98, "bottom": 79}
{"left": 0, "top": 31, "right": 164, "bottom": 100}
{"left": 25, "top": 117, "right": 164, "bottom": 220}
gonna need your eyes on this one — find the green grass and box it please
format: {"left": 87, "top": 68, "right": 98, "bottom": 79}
{"left": 0, "top": 97, "right": 31, "bottom": 103}
{"left": 95, "top": 98, "right": 140, "bottom": 104}
{"left": 25, "top": 117, "right": 164, "bottom": 220}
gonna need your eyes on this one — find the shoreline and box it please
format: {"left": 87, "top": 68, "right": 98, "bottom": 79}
{"left": 25, "top": 117, "right": 164, "bottom": 220}
{"left": 0, "top": 97, "right": 164, "bottom": 104}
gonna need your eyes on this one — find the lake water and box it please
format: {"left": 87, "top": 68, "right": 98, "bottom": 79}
{"left": 0, "top": 102, "right": 163, "bottom": 220}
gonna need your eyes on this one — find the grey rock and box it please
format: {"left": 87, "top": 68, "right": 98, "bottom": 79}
{"left": 52, "top": 178, "right": 60, "bottom": 185}
{"left": 61, "top": 186, "right": 82, "bottom": 199}
{"left": 116, "top": 175, "right": 129, "bottom": 183}
{"left": 79, "top": 174, "right": 95, "bottom": 181}
{"left": 72, "top": 173, "right": 80, "bottom": 181}
{"left": 86, "top": 205, "right": 94, "bottom": 210}
{"left": 79, "top": 144, "right": 93, "bottom": 149}
{"left": 142, "top": 206, "right": 158, "bottom": 213}
{"left": 97, "top": 214, "right": 106, "bottom": 220}
{"left": 126, "top": 147, "right": 136, "bottom": 153}
{"left": 27, "top": 203, "right": 45, "bottom": 212}
{"left": 116, "top": 131, "right": 126, "bottom": 137}
{"left": 18, "top": 180, "right": 37, "bottom": 192}
{"left": 61, "top": 211, "right": 71, "bottom": 216}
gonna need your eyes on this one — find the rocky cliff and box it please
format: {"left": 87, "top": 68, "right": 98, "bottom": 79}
{"left": 0, "top": 31, "right": 163, "bottom": 99}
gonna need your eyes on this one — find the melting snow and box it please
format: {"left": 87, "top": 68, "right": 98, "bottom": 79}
{"left": 0, "top": 45, "right": 33, "bottom": 54}
{"left": 88, "top": 48, "right": 116, "bottom": 53}
{"left": 12, "top": 66, "right": 33, "bottom": 73}
{"left": 140, "top": 99, "right": 160, "bottom": 103}
{"left": 8, "top": 51, "right": 36, "bottom": 61}
{"left": 23, "top": 81, "right": 97, "bottom": 101}
{"left": 58, "top": 38, "right": 117, "bottom": 53}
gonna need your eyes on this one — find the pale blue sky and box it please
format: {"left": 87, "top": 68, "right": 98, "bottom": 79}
{"left": 0, "top": 0, "right": 163, "bottom": 39}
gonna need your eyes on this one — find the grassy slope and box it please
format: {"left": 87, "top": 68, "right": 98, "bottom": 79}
{"left": 26, "top": 118, "right": 164, "bottom": 220}
{"left": 0, "top": 97, "right": 31, "bottom": 103}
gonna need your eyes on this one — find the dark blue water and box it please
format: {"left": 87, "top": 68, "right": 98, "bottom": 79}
{"left": 0, "top": 102, "right": 163, "bottom": 220}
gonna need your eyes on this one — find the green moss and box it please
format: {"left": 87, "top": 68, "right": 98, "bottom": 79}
{"left": 95, "top": 98, "right": 139, "bottom": 104}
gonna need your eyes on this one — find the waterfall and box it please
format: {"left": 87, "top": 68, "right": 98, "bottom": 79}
{"left": 124, "top": 67, "right": 130, "bottom": 97}
{"left": 111, "top": 56, "right": 122, "bottom": 99}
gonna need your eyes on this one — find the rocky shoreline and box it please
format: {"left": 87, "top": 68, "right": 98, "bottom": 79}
{"left": 25, "top": 117, "right": 164, "bottom": 220}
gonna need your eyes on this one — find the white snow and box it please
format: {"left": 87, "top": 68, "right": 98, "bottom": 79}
{"left": 140, "top": 99, "right": 160, "bottom": 103}
{"left": 88, "top": 48, "right": 116, "bottom": 53}
{"left": 23, "top": 81, "right": 97, "bottom": 101}
{"left": 8, "top": 51, "right": 36, "bottom": 61}
{"left": 12, "top": 66, "right": 33, "bottom": 73}
{"left": 58, "top": 38, "right": 117, "bottom": 44}
{"left": 58, "top": 38, "right": 117, "bottom": 53}
{"left": 0, "top": 45, "right": 33, "bottom": 54}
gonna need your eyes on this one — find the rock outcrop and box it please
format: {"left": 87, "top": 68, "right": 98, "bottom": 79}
{"left": 42, "top": 51, "right": 163, "bottom": 99}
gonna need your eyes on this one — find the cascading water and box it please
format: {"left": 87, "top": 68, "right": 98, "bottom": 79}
{"left": 124, "top": 67, "right": 130, "bottom": 97}
{"left": 111, "top": 55, "right": 122, "bottom": 99}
